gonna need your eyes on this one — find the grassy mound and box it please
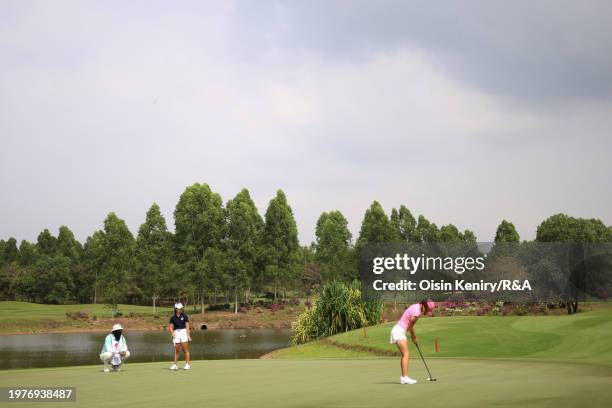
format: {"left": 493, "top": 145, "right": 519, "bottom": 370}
{"left": 275, "top": 302, "right": 612, "bottom": 367}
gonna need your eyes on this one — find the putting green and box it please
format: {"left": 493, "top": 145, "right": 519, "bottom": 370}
{"left": 1, "top": 359, "right": 611, "bottom": 408}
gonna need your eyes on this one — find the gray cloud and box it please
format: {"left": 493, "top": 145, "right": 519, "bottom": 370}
{"left": 231, "top": 0, "right": 612, "bottom": 102}
{"left": 1, "top": 0, "right": 611, "bottom": 246}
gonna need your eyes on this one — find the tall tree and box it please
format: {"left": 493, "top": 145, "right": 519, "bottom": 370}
{"left": 416, "top": 215, "right": 439, "bottom": 243}
{"left": 262, "top": 190, "right": 299, "bottom": 299}
{"left": 0, "top": 265, "right": 10, "bottom": 299}
{"left": 56, "top": 226, "right": 82, "bottom": 259}
{"left": 356, "top": 201, "right": 396, "bottom": 256}
{"left": 0, "top": 240, "right": 6, "bottom": 265}
{"left": 463, "top": 230, "right": 477, "bottom": 244}
{"left": 200, "top": 246, "right": 228, "bottom": 305}
{"left": 390, "top": 205, "right": 418, "bottom": 242}
{"left": 3, "top": 238, "right": 19, "bottom": 264}
{"left": 36, "top": 229, "right": 57, "bottom": 256}
{"left": 32, "top": 255, "right": 74, "bottom": 304}
{"left": 495, "top": 220, "right": 520, "bottom": 243}
{"left": 136, "top": 203, "right": 173, "bottom": 314}
{"left": 439, "top": 224, "right": 464, "bottom": 242}
{"left": 18, "top": 240, "right": 37, "bottom": 266}
{"left": 315, "top": 210, "right": 354, "bottom": 281}
{"left": 174, "top": 183, "right": 225, "bottom": 306}
{"left": 81, "top": 231, "right": 105, "bottom": 304}
{"left": 98, "top": 213, "right": 135, "bottom": 316}
{"left": 535, "top": 214, "right": 612, "bottom": 314}
{"left": 226, "top": 189, "right": 264, "bottom": 312}
{"left": 298, "top": 245, "right": 322, "bottom": 301}
{"left": 490, "top": 219, "right": 521, "bottom": 258}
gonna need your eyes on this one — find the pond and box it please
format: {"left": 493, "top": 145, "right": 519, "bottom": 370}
{"left": 0, "top": 329, "right": 290, "bottom": 369}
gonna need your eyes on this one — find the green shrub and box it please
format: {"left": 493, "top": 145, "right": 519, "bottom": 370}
{"left": 291, "top": 281, "right": 382, "bottom": 345}
{"left": 207, "top": 303, "right": 231, "bottom": 311}
{"left": 291, "top": 304, "right": 319, "bottom": 345}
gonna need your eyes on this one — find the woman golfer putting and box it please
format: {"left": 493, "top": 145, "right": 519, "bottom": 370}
{"left": 390, "top": 299, "right": 435, "bottom": 384}
{"left": 99, "top": 323, "right": 130, "bottom": 372}
{"left": 168, "top": 302, "right": 192, "bottom": 370}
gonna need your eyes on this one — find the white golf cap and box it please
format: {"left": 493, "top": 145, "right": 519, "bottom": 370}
{"left": 174, "top": 302, "right": 184, "bottom": 309}
{"left": 112, "top": 323, "right": 123, "bottom": 331}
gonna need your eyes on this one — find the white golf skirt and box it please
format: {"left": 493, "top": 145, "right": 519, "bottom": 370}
{"left": 173, "top": 329, "right": 189, "bottom": 344}
{"left": 389, "top": 324, "right": 408, "bottom": 344}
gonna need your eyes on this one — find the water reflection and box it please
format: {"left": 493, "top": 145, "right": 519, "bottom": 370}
{"left": 0, "top": 329, "right": 290, "bottom": 369}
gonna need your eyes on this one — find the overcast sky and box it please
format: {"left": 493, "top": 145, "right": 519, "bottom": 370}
{"left": 1, "top": 0, "right": 611, "bottom": 245}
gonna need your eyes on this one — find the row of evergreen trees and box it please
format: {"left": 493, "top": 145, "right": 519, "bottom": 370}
{"left": 1, "top": 183, "right": 611, "bottom": 311}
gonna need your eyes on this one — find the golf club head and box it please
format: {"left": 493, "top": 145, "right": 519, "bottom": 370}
{"left": 427, "top": 377, "right": 437, "bottom": 381}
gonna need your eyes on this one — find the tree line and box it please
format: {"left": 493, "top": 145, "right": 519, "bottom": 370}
{"left": 1, "top": 183, "right": 611, "bottom": 313}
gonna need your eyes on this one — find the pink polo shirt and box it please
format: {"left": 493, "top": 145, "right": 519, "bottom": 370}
{"left": 397, "top": 303, "right": 421, "bottom": 330}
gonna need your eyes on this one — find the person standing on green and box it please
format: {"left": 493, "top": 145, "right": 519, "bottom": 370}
{"left": 168, "top": 302, "right": 192, "bottom": 370}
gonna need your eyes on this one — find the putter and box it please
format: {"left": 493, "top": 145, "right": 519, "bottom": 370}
{"left": 415, "top": 343, "right": 437, "bottom": 381}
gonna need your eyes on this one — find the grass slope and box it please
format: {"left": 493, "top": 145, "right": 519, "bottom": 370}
{"left": 0, "top": 301, "right": 302, "bottom": 333}
{"left": 1, "top": 359, "right": 611, "bottom": 408}
{"left": 275, "top": 302, "right": 612, "bottom": 367}
{"left": 0, "top": 301, "right": 172, "bottom": 333}
{"left": 0, "top": 301, "right": 171, "bottom": 319}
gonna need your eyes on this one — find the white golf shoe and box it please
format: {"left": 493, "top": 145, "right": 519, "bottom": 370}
{"left": 170, "top": 364, "right": 178, "bottom": 371}
{"left": 400, "top": 376, "right": 418, "bottom": 385}
{"left": 103, "top": 367, "right": 110, "bottom": 373}
{"left": 183, "top": 364, "right": 191, "bottom": 370}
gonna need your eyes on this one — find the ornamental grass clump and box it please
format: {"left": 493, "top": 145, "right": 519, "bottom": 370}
{"left": 291, "top": 281, "right": 382, "bottom": 345}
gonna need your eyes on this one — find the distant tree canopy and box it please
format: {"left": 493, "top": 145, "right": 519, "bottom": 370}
{"left": 2, "top": 185, "right": 611, "bottom": 311}
{"left": 226, "top": 188, "right": 264, "bottom": 309}
{"left": 135, "top": 203, "right": 174, "bottom": 313}
{"left": 533, "top": 214, "right": 612, "bottom": 314}
{"left": 495, "top": 220, "right": 521, "bottom": 243}
{"left": 355, "top": 201, "right": 396, "bottom": 253}
{"left": 390, "top": 206, "right": 417, "bottom": 242}
{"left": 315, "top": 210, "right": 353, "bottom": 282}
{"left": 489, "top": 220, "right": 521, "bottom": 258}
{"left": 98, "top": 213, "right": 135, "bottom": 315}
{"left": 536, "top": 214, "right": 610, "bottom": 243}
{"left": 262, "top": 190, "right": 300, "bottom": 299}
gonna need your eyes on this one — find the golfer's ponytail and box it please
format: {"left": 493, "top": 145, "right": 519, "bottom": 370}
{"left": 420, "top": 299, "right": 430, "bottom": 314}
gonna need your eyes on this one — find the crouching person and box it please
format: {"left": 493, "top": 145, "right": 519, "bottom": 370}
{"left": 100, "top": 324, "right": 130, "bottom": 372}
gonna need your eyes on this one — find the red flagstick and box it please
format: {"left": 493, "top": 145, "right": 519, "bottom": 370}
{"left": 435, "top": 338, "right": 439, "bottom": 353}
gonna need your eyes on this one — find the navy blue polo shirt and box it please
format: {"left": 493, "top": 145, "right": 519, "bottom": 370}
{"left": 169, "top": 313, "right": 189, "bottom": 330}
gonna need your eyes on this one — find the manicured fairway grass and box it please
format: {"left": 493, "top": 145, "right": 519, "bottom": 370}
{"left": 0, "top": 302, "right": 172, "bottom": 333}
{"left": 0, "top": 301, "right": 171, "bottom": 320}
{"left": 1, "top": 359, "right": 611, "bottom": 408}
{"left": 276, "top": 302, "right": 612, "bottom": 367}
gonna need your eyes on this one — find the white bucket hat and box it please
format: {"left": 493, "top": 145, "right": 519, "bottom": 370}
{"left": 112, "top": 323, "right": 123, "bottom": 331}
{"left": 174, "top": 302, "right": 184, "bottom": 309}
